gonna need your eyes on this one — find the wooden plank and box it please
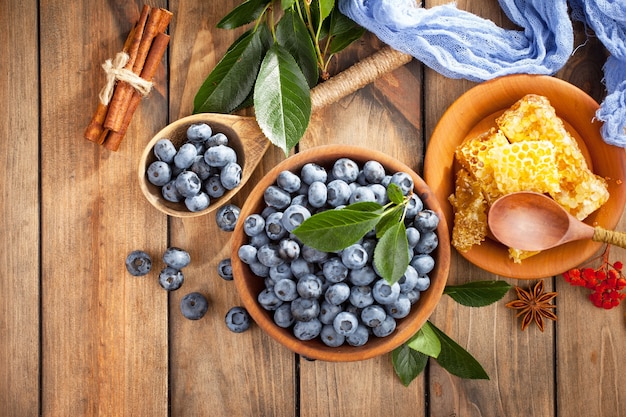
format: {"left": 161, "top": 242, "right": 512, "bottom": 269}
{"left": 424, "top": 1, "right": 556, "bottom": 416}
{"left": 298, "top": 33, "right": 427, "bottom": 416}
{"left": 0, "top": 0, "right": 40, "bottom": 416}
{"left": 39, "top": 2, "right": 168, "bottom": 416}
{"left": 554, "top": 24, "right": 626, "bottom": 417}
{"left": 166, "top": 2, "right": 297, "bottom": 415}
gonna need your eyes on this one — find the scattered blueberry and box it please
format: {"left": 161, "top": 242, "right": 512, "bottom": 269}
{"left": 125, "top": 250, "right": 152, "bottom": 276}
{"left": 159, "top": 266, "right": 184, "bottom": 291}
{"left": 225, "top": 306, "right": 251, "bottom": 333}
{"left": 180, "top": 292, "right": 209, "bottom": 320}
{"left": 163, "top": 247, "right": 191, "bottom": 269}
{"left": 217, "top": 258, "right": 233, "bottom": 281}
{"left": 215, "top": 204, "right": 240, "bottom": 232}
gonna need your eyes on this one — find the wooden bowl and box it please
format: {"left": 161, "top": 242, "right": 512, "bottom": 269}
{"left": 424, "top": 74, "right": 626, "bottom": 279}
{"left": 138, "top": 113, "right": 270, "bottom": 217}
{"left": 231, "top": 145, "right": 451, "bottom": 362}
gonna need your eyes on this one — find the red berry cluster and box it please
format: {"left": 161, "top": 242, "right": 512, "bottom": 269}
{"left": 563, "top": 246, "right": 626, "bottom": 309}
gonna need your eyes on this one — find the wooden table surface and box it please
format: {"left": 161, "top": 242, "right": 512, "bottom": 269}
{"left": 3, "top": 1, "right": 626, "bottom": 416}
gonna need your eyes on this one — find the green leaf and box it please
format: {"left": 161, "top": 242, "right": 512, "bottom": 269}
{"left": 217, "top": 0, "right": 271, "bottom": 29}
{"left": 444, "top": 281, "right": 512, "bottom": 307}
{"left": 276, "top": 9, "right": 319, "bottom": 88}
{"left": 327, "top": 8, "right": 366, "bottom": 54}
{"left": 386, "top": 183, "right": 404, "bottom": 205}
{"left": 374, "top": 221, "right": 409, "bottom": 284}
{"left": 193, "top": 27, "right": 270, "bottom": 114}
{"left": 317, "top": 0, "right": 335, "bottom": 23}
{"left": 254, "top": 43, "right": 312, "bottom": 155}
{"left": 374, "top": 205, "right": 402, "bottom": 238}
{"left": 407, "top": 322, "right": 441, "bottom": 358}
{"left": 293, "top": 209, "right": 382, "bottom": 252}
{"left": 392, "top": 343, "right": 428, "bottom": 387}
{"left": 281, "top": 0, "right": 297, "bottom": 10}
{"left": 428, "top": 321, "right": 490, "bottom": 380}
{"left": 343, "top": 201, "right": 384, "bottom": 213}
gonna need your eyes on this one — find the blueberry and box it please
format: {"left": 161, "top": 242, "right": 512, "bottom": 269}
{"left": 349, "top": 265, "right": 377, "bottom": 286}
{"left": 204, "top": 145, "right": 237, "bottom": 167}
{"left": 153, "top": 138, "right": 177, "bottom": 163}
{"left": 389, "top": 172, "right": 414, "bottom": 195}
{"left": 405, "top": 194, "right": 424, "bottom": 219}
{"left": 215, "top": 204, "right": 240, "bottom": 232}
{"left": 326, "top": 179, "right": 351, "bottom": 207}
{"left": 258, "top": 287, "right": 283, "bottom": 310}
{"left": 257, "top": 244, "right": 284, "bottom": 268}
{"left": 398, "top": 265, "right": 419, "bottom": 293}
{"left": 405, "top": 289, "right": 421, "bottom": 304}
{"left": 415, "top": 231, "right": 438, "bottom": 254}
{"left": 410, "top": 254, "right": 435, "bottom": 275}
{"left": 125, "top": 250, "right": 152, "bottom": 276}
{"left": 185, "top": 192, "right": 210, "bottom": 212}
{"left": 204, "top": 175, "right": 226, "bottom": 198}
{"left": 277, "top": 170, "right": 301, "bottom": 193}
{"left": 265, "top": 212, "right": 287, "bottom": 241}
{"left": 349, "top": 285, "right": 375, "bottom": 308}
{"left": 204, "top": 132, "right": 227, "bottom": 147}
{"left": 363, "top": 160, "right": 386, "bottom": 184}
{"left": 325, "top": 282, "right": 350, "bottom": 305}
{"left": 249, "top": 232, "right": 270, "bottom": 248}
{"left": 224, "top": 306, "right": 251, "bottom": 333}
{"left": 186, "top": 123, "right": 212, "bottom": 142}
{"left": 278, "top": 239, "right": 300, "bottom": 261}
{"left": 331, "top": 158, "right": 359, "bottom": 183}
{"left": 414, "top": 209, "right": 439, "bottom": 233}
{"left": 264, "top": 185, "right": 291, "bottom": 209}
{"left": 372, "top": 279, "right": 401, "bottom": 305}
{"left": 147, "top": 161, "right": 172, "bottom": 186}
{"left": 190, "top": 155, "right": 214, "bottom": 180}
{"left": 346, "top": 324, "right": 370, "bottom": 347}
{"left": 296, "top": 274, "right": 324, "bottom": 298}
{"left": 217, "top": 258, "right": 233, "bottom": 281}
{"left": 238, "top": 244, "right": 258, "bottom": 264}
{"left": 249, "top": 261, "right": 270, "bottom": 278}
{"left": 159, "top": 266, "right": 184, "bottom": 291}
{"left": 281, "top": 205, "right": 311, "bottom": 232}
{"left": 320, "top": 324, "right": 346, "bottom": 347}
{"left": 300, "top": 163, "right": 327, "bottom": 185}
{"left": 274, "top": 278, "right": 298, "bottom": 301}
{"left": 273, "top": 303, "right": 295, "bottom": 328}
{"left": 319, "top": 301, "right": 342, "bottom": 324}
{"left": 220, "top": 162, "right": 242, "bottom": 190}
{"left": 415, "top": 275, "right": 431, "bottom": 291}
{"left": 290, "top": 257, "right": 315, "bottom": 278}
{"left": 368, "top": 184, "right": 388, "bottom": 205}
{"left": 162, "top": 180, "right": 183, "bottom": 203}
{"left": 307, "top": 181, "right": 328, "bottom": 208}
{"left": 180, "top": 292, "right": 209, "bottom": 320}
{"left": 163, "top": 247, "right": 191, "bottom": 269}
{"left": 333, "top": 311, "right": 359, "bottom": 336}
{"left": 293, "top": 319, "right": 322, "bottom": 341}
{"left": 269, "top": 263, "right": 293, "bottom": 281}
{"left": 301, "top": 245, "right": 329, "bottom": 264}
{"left": 174, "top": 143, "right": 198, "bottom": 169}
{"left": 349, "top": 186, "right": 377, "bottom": 204}
{"left": 361, "top": 305, "right": 387, "bottom": 328}
{"left": 290, "top": 297, "right": 320, "bottom": 321}
{"left": 322, "top": 257, "right": 349, "bottom": 283}
{"left": 243, "top": 214, "right": 266, "bottom": 236}
{"left": 290, "top": 194, "right": 309, "bottom": 208}
{"left": 385, "top": 294, "right": 411, "bottom": 319}
{"left": 371, "top": 315, "right": 396, "bottom": 337}
{"left": 175, "top": 170, "right": 202, "bottom": 198}
{"left": 341, "top": 244, "right": 368, "bottom": 269}
{"left": 406, "top": 227, "right": 421, "bottom": 248}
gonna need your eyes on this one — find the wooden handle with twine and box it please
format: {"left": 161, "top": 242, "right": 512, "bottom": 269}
{"left": 310, "top": 46, "right": 413, "bottom": 112}
{"left": 593, "top": 227, "right": 626, "bottom": 249}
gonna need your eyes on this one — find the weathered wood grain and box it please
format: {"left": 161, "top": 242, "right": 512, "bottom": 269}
{"left": 0, "top": 1, "right": 40, "bottom": 416}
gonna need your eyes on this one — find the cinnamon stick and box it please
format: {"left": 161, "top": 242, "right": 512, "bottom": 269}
{"left": 103, "top": 32, "right": 170, "bottom": 151}
{"left": 103, "top": 8, "right": 172, "bottom": 133}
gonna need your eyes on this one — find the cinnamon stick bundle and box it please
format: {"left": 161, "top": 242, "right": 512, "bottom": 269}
{"left": 84, "top": 5, "right": 172, "bottom": 151}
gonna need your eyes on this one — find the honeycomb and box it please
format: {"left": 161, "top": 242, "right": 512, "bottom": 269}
{"left": 449, "top": 94, "right": 610, "bottom": 261}
{"left": 448, "top": 168, "right": 488, "bottom": 252}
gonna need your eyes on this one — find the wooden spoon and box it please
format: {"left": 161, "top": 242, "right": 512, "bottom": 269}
{"left": 488, "top": 191, "right": 626, "bottom": 251}
{"left": 139, "top": 46, "right": 413, "bottom": 217}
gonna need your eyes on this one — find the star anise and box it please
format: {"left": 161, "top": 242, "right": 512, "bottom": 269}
{"left": 505, "top": 280, "right": 557, "bottom": 332}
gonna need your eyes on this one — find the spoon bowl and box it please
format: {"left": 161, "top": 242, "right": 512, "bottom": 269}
{"left": 488, "top": 192, "right": 626, "bottom": 251}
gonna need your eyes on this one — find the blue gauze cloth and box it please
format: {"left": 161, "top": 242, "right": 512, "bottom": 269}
{"left": 339, "top": 0, "right": 626, "bottom": 147}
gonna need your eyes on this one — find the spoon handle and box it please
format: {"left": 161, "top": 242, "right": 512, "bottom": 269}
{"left": 592, "top": 227, "right": 626, "bottom": 249}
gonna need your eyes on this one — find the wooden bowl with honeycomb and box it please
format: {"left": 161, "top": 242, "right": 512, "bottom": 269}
{"left": 424, "top": 74, "right": 626, "bottom": 279}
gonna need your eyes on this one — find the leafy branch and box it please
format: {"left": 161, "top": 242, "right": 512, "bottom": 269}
{"left": 193, "top": 0, "right": 365, "bottom": 155}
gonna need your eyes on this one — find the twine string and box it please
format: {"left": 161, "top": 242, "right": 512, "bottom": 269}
{"left": 593, "top": 227, "right": 626, "bottom": 249}
{"left": 98, "top": 52, "right": 153, "bottom": 105}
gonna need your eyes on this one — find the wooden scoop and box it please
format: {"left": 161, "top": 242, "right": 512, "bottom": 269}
{"left": 139, "top": 47, "right": 413, "bottom": 217}
{"left": 488, "top": 191, "right": 626, "bottom": 251}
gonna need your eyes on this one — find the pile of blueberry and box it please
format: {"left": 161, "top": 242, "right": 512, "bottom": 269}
{"left": 237, "top": 157, "right": 439, "bottom": 347}
{"left": 146, "top": 123, "right": 242, "bottom": 212}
